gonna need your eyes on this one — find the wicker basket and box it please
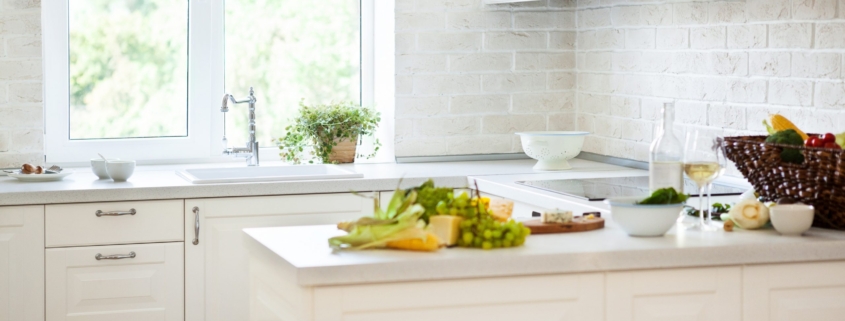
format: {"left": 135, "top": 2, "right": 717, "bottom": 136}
{"left": 721, "top": 135, "right": 845, "bottom": 230}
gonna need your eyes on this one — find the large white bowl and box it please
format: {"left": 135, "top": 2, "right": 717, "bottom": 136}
{"left": 516, "top": 131, "right": 589, "bottom": 171}
{"left": 770, "top": 204, "right": 814, "bottom": 236}
{"left": 605, "top": 196, "right": 684, "bottom": 237}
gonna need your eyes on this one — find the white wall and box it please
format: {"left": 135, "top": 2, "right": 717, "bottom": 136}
{"left": 0, "top": 0, "right": 43, "bottom": 168}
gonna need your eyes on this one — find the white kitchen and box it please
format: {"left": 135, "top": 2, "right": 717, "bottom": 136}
{"left": 2, "top": 0, "right": 845, "bottom": 320}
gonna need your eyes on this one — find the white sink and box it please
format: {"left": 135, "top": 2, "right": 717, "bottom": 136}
{"left": 176, "top": 165, "right": 363, "bottom": 184}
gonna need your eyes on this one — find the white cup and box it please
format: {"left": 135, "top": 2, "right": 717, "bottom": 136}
{"left": 105, "top": 160, "right": 136, "bottom": 182}
{"left": 91, "top": 158, "right": 119, "bottom": 179}
{"left": 770, "top": 204, "right": 815, "bottom": 236}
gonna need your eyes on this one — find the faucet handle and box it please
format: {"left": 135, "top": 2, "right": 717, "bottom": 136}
{"left": 221, "top": 94, "right": 231, "bottom": 112}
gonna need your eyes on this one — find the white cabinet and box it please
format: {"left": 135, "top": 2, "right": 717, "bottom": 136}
{"left": 185, "top": 193, "right": 373, "bottom": 321}
{"left": 744, "top": 261, "right": 845, "bottom": 321}
{"left": 0, "top": 205, "right": 44, "bottom": 321}
{"left": 46, "top": 200, "right": 184, "bottom": 247}
{"left": 606, "top": 266, "right": 742, "bottom": 321}
{"left": 46, "top": 242, "right": 184, "bottom": 321}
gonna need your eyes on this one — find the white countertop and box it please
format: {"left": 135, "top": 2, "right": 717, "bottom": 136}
{"left": 0, "top": 158, "right": 628, "bottom": 206}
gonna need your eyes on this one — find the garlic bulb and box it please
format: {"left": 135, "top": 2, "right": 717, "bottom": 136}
{"left": 728, "top": 199, "right": 770, "bottom": 229}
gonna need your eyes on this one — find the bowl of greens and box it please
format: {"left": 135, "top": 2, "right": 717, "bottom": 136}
{"left": 604, "top": 188, "right": 689, "bottom": 237}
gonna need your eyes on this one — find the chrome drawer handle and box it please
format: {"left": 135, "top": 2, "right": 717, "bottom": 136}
{"left": 192, "top": 206, "right": 200, "bottom": 245}
{"left": 95, "top": 251, "right": 136, "bottom": 260}
{"left": 95, "top": 208, "right": 136, "bottom": 217}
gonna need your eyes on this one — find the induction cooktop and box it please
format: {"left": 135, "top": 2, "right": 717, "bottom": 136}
{"left": 516, "top": 176, "right": 746, "bottom": 201}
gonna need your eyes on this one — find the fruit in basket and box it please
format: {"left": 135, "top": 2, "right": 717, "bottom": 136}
{"left": 768, "top": 114, "right": 809, "bottom": 140}
{"left": 805, "top": 136, "right": 823, "bottom": 148}
{"left": 821, "top": 133, "right": 837, "bottom": 144}
{"left": 765, "top": 129, "right": 805, "bottom": 164}
{"left": 824, "top": 142, "right": 842, "bottom": 150}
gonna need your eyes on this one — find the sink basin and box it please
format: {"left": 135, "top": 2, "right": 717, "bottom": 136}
{"left": 176, "top": 165, "right": 363, "bottom": 184}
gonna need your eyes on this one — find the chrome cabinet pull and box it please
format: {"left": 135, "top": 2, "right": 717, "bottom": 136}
{"left": 95, "top": 251, "right": 136, "bottom": 260}
{"left": 192, "top": 206, "right": 200, "bottom": 245}
{"left": 95, "top": 208, "right": 136, "bottom": 217}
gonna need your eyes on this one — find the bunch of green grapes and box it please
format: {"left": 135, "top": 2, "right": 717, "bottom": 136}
{"left": 435, "top": 192, "right": 531, "bottom": 250}
{"left": 413, "top": 180, "right": 453, "bottom": 223}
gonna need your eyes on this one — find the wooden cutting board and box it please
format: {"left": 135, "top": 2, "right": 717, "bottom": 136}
{"left": 523, "top": 217, "right": 605, "bottom": 234}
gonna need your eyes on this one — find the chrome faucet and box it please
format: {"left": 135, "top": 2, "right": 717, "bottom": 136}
{"left": 221, "top": 87, "right": 259, "bottom": 166}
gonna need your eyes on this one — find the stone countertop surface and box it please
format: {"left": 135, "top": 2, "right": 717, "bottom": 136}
{"left": 0, "top": 158, "right": 629, "bottom": 206}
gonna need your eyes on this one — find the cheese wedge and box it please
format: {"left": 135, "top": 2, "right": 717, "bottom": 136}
{"left": 428, "top": 215, "right": 463, "bottom": 246}
{"left": 488, "top": 198, "right": 514, "bottom": 222}
{"left": 541, "top": 210, "right": 573, "bottom": 224}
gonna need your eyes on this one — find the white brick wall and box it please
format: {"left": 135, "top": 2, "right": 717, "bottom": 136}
{"left": 0, "top": 1, "right": 43, "bottom": 167}
{"left": 574, "top": 0, "right": 845, "bottom": 178}
{"left": 394, "top": 0, "right": 577, "bottom": 156}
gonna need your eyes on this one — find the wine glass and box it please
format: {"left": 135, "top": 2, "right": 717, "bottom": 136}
{"left": 683, "top": 130, "right": 727, "bottom": 231}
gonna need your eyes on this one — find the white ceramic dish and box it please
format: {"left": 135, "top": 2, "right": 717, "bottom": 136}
{"left": 605, "top": 196, "right": 684, "bottom": 237}
{"left": 770, "top": 204, "right": 815, "bottom": 236}
{"left": 91, "top": 158, "right": 119, "bottom": 179}
{"left": 106, "top": 160, "right": 136, "bottom": 182}
{"left": 515, "top": 131, "right": 589, "bottom": 171}
{"left": 6, "top": 170, "right": 73, "bottom": 182}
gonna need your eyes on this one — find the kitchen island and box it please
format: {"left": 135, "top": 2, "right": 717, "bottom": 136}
{"left": 245, "top": 216, "right": 845, "bottom": 321}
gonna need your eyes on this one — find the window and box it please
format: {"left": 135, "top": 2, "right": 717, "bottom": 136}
{"left": 44, "top": 0, "right": 394, "bottom": 163}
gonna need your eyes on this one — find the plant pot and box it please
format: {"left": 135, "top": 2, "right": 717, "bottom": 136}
{"left": 328, "top": 138, "right": 357, "bottom": 163}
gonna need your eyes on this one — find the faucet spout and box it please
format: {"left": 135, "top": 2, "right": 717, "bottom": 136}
{"left": 220, "top": 87, "right": 259, "bottom": 166}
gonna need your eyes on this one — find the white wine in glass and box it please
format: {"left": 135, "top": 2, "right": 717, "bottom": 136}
{"left": 683, "top": 130, "right": 727, "bottom": 231}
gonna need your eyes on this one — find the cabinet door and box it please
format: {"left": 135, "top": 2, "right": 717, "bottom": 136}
{"left": 185, "top": 193, "right": 372, "bottom": 321}
{"left": 0, "top": 205, "right": 44, "bottom": 321}
{"left": 744, "top": 261, "right": 845, "bottom": 321}
{"left": 46, "top": 242, "right": 184, "bottom": 321}
{"left": 607, "top": 266, "right": 741, "bottom": 321}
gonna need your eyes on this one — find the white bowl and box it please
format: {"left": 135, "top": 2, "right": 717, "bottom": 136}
{"left": 516, "top": 131, "right": 589, "bottom": 171}
{"left": 106, "top": 160, "right": 135, "bottom": 182}
{"left": 605, "top": 196, "right": 684, "bottom": 237}
{"left": 91, "top": 158, "right": 119, "bottom": 179}
{"left": 770, "top": 204, "right": 814, "bottom": 236}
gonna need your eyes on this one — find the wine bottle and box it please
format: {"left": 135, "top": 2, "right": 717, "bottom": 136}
{"left": 649, "top": 102, "right": 684, "bottom": 192}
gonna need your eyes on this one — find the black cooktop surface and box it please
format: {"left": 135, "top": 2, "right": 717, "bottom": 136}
{"left": 516, "top": 176, "right": 746, "bottom": 201}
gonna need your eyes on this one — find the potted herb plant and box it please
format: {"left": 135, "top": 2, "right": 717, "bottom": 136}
{"left": 277, "top": 100, "right": 380, "bottom": 164}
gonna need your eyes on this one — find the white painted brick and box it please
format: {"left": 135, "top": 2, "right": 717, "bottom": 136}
{"left": 610, "top": 96, "right": 640, "bottom": 118}
{"left": 395, "top": 33, "right": 416, "bottom": 54}
{"left": 690, "top": 26, "right": 725, "bottom": 49}
{"left": 577, "top": 31, "right": 595, "bottom": 50}
{"left": 396, "top": 54, "right": 448, "bottom": 73}
{"left": 8, "top": 82, "right": 41, "bottom": 103}
{"left": 0, "top": 13, "right": 40, "bottom": 34}
{"left": 841, "top": 0, "right": 845, "bottom": 18}
{"left": 611, "top": 6, "right": 640, "bottom": 26}
{"left": 417, "top": 32, "right": 482, "bottom": 52}
{"left": 625, "top": 28, "right": 655, "bottom": 49}
{"left": 618, "top": 74, "right": 658, "bottom": 96}
{"left": 656, "top": 27, "right": 689, "bottom": 49}
{"left": 416, "top": 0, "right": 478, "bottom": 10}
{"left": 514, "top": 12, "right": 556, "bottom": 29}
{"left": 549, "top": 31, "right": 576, "bottom": 49}
{"left": 816, "top": 23, "right": 845, "bottom": 49}
{"left": 482, "top": 73, "right": 545, "bottom": 93}
{"left": 450, "top": 95, "right": 510, "bottom": 114}
{"left": 0, "top": 60, "right": 40, "bottom": 80}
{"left": 641, "top": 52, "right": 672, "bottom": 73}
{"left": 394, "top": 119, "right": 414, "bottom": 137}
{"left": 395, "top": 0, "right": 414, "bottom": 12}
{"left": 612, "top": 51, "right": 641, "bottom": 72}
{"left": 485, "top": 31, "right": 547, "bottom": 50}
{"left": 792, "top": 53, "right": 841, "bottom": 79}
{"left": 594, "top": 29, "right": 624, "bottom": 50}
{"left": 447, "top": 135, "right": 513, "bottom": 155}
{"left": 446, "top": 12, "right": 511, "bottom": 30}
{"left": 708, "top": 104, "right": 746, "bottom": 129}
{"left": 640, "top": 98, "right": 667, "bottom": 121}
{"left": 576, "top": 113, "right": 595, "bottom": 133}
{"left": 513, "top": 92, "right": 574, "bottom": 113}
{"left": 0, "top": 84, "right": 6, "bottom": 104}
{"left": 0, "top": 152, "right": 42, "bottom": 168}
{"left": 578, "top": 8, "right": 612, "bottom": 28}
{"left": 769, "top": 23, "right": 813, "bottom": 49}
{"left": 413, "top": 74, "right": 480, "bottom": 95}
{"left": 622, "top": 119, "right": 653, "bottom": 142}
{"left": 727, "top": 25, "right": 766, "bottom": 49}
{"left": 0, "top": 106, "right": 42, "bottom": 129}
{"left": 641, "top": 4, "right": 672, "bottom": 26}
{"left": 727, "top": 79, "right": 767, "bottom": 103}
{"left": 593, "top": 115, "right": 624, "bottom": 138}
{"left": 6, "top": 36, "right": 40, "bottom": 58}
{"left": 548, "top": 112, "right": 577, "bottom": 131}
{"left": 711, "top": 52, "right": 748, "bottom": 76}
{"left": 449, "top": 53, "right": 511, "bottom": 72}
{"left": 395, "top": 12, "right": 446, "bottom": 31}
{"left": 583, "top": 52, "right": 611, "bottom": 71}
{"left": 769, "top": 80, "right": 814, "bottom": 106}
{"left": 675, "top": 101, "right": 708, "bottom": 125}
{"left": 674, "top": 2, "right": 708, "bottom": 25}
{"left": 394, "top": 137, "right": 449, "bottom": 157}
{"left": 549, "top": 0, "right": 577, "bottom": 9}
{"left": 749, "top": 52, "right": 791, "bottom": 77}
{"left": 792, "top": 0, "right": 836, "bottom": 20}
{"left": 578, "top": 93, "right": 611, "bottom": 115}
{"left": 396, "top": 96, "right": 448, "bottom": 116}
{"left": 580, "top": 135, "right": 607, "bottom": 155}
{"left": 396, "top": 75, "right": 413, "bottom": 95}
{"left": 710, "top": 1, "right": 747, "bottom": 23}
{"left": 0, "top": 130, "right": 9, "bottom": 152}
{"left": 9, "top": 129, "right": 42, "bottom": 152}
{"left": 556, "top": 11, "right": 577, "bottom": 29}
{"left": 549, "top": 72, "right": 576, "bottom": 90}
{"left": 814, "top": 82, "right": 845, "bottom": 108}
{"left": 577, "top": 73, "right": 613, "bottom": 93}
{"left": 482, "top": 114, "right": 545, "bottom": 134}
{"left": 515, "top": 52, "right": 574, "bottom": 71}
{"left": 414, "top": 116, "right": 480, "bottom": 136}
{"left": 747, "top": 0, "right": 791, "bottom": 21}
{"left": 4, "top": 0, "right": 39, "bottom": 10}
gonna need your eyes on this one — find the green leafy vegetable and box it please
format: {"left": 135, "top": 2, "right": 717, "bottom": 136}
{"left": 765, "top": 129, "right": 805, "bottom": 164}
{"left": 329, "top": 203, "right": 426, "bottom": 250}
{"left": 637, "top": 188, "right": 690, "bottom": 205}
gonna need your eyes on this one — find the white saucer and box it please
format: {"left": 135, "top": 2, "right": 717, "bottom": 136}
{"left": 5, "top": 170, "right": 73, "bottom": 182}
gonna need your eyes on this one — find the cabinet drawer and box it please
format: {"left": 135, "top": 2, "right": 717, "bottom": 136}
{"left": 46, "top": 200, "right": 183, "bottom": 247}
{"left": 46, "top": 242, "right": 184, "bottom": 321}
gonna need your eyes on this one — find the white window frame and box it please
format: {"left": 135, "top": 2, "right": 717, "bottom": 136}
{"left": 43, "top": 0, "right": 392, "bottom": 165}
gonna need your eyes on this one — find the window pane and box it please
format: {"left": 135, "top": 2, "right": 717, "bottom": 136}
{"left": 224, "top": 0, "right": 361, "bottom": 146}
{"left": 68, "top": 0, "right": 188, "bottom": 140}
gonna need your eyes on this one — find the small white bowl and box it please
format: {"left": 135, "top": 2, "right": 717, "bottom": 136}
{"left": 605, "top": 196, "right": 684, "bottom": 237}
{"left": 91, "top": 158, "right": 119, "bottom": 179}
{"left": 770, "top": 204, "right": 814, "bottom": 236}
{"left": 106, "top": 160, "right": 135, "bottom": 182}
{"left": 516, "top": 131, "right": 589, "bottom": 171}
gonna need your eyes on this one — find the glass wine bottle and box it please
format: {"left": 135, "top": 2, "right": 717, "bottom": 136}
{"left": 649, "top": 102, "right": 684, "bottom": 193}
